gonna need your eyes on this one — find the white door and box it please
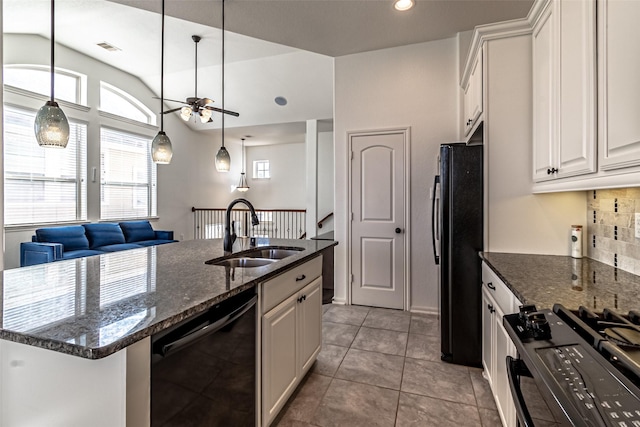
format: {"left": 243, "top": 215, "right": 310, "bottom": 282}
{"left": 350, "top": 130, "right": 407, "bottom": 309}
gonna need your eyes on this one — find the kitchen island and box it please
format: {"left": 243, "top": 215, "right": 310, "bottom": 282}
{"left": 0, "top": 238, "right": 336, "bottom": 427}
{"left": 481, "top": 252, "right": 640, "bottom": 312}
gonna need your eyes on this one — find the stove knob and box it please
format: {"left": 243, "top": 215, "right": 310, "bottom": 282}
{"left": 530, "top": 316, "right": 552, "bottom": 340}
{"left": 518, "top": 304, "right": 538, "bottom": 324}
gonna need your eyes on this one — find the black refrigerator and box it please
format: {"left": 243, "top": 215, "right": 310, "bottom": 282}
{"left": 431, "top": 143, "right": 483, "bottom": 367}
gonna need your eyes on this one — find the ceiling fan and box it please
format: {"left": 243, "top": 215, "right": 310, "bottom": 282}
{"left": 160, "top": 35, "right": 239, "bottom": 123}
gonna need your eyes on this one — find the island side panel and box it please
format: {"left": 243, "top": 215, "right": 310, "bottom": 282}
{"left": 126, "top": 338, "right": 151, "bottom": 427}
{"left": 0, "top": 339, "right": 128, "bottom": 427}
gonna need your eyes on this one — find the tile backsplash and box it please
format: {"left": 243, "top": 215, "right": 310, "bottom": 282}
{"left": 587, "top": 188, "right": 640, "bottom": 275}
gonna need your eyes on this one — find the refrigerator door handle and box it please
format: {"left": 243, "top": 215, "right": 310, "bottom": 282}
{"left": 431, "top": 175, "right": 440, "bottom": 265}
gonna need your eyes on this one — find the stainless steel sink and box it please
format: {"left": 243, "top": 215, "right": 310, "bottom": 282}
{"left": 209, "top": 257, "right": 277, "bottom": 268}
{"left": 241, "top": 248, "right": 303, "bottom": 260}
{"left": 205, "top": 246, "right": 304, "bottom": 268}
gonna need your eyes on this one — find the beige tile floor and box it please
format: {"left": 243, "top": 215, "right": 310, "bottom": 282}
{"left": 272, "top": 304, "right": 502, "bottom": 427}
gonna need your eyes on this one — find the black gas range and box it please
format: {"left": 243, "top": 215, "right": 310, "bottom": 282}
{"left": 504, "top": 304, "right": 640, "bottom": 427}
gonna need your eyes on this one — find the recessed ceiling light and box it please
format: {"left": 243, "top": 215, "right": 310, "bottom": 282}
{"left": 394, "top": 0, "right": 414, "bottom": 11}
{"left": 97, "top": 42, "right": 121, "bottom": 52}
{"left": 274, "top": 96, "right": 288, "bottom": 106}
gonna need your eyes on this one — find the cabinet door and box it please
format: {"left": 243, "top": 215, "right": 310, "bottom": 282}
{"left": 494, "top": 305, "right": 517, "bottom": 427}
{"left": 262, "top": 295, "right": 298, "bottom": 426}
{"left": 598, "top": 0, "right": 640, "bottom": 170}
{"left": 464, "top": 51, "right": 483, "bottom": 137}
{"left": 481, "top": 289, "right": 494, "bottom": 386}
{"left": 533, "top": 0, "right": 596, "bottom": 182}
{"left": 298, "top": 277, "right": 323, "bottom": 374}
{"left": 557, "top": 0, "right": 596, "bottom": 178}
{"left": 532, "top": 0, "right": 556, "bottom": 181}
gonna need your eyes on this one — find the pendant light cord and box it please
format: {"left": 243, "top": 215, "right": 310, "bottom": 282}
{"left": 160, "top": 0, "right": 165, "bottom": 131}
{"left": 50, "top": 0, "right": 55, "bottom": 101}
{"left": 221, "top": 0, "right": 225, "bottom": 148}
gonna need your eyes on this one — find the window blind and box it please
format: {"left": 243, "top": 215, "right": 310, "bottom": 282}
{"left": 100, "top": 127, "right": 156, "bottom": 220}
{"left": 4, "top": 106, "right": 87, "bottom": 225}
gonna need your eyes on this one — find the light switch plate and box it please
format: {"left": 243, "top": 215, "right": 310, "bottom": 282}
{"left": 636, "top": 213, "right": 640, "bottom": 238}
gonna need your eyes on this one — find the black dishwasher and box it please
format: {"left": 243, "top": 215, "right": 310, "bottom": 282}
{"left": 151, "top": 288, "right": 257, "bottom": 427}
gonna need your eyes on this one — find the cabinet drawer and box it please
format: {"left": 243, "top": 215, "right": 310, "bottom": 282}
{"left": 261, "top": 255, "right": 322, "bottom": 314}
{"left": 481, "top": 262, "right": 514, "bottom": 315}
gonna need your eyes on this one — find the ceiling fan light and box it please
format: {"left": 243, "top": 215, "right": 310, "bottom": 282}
{"left": 215, "top": 145, "right": 230, "bottom": 172}
{"left": 199, "top": 108, "right": 212, "bottom": 123}
{"left": 180, "top": 106, "right": 192, "bottom": 121}
{"left": 151, "top": 130, "right": 173, "bottom": 164}
{"left": 34, "top": 100, "right": 70, "bottom": 148}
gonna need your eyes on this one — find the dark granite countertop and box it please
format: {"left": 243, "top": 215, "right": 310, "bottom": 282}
{"left": 480, "top": 252, "right": 640, "bottom": 312}
{"left": 0, "top": 238, "right": 336, "bottom": 360}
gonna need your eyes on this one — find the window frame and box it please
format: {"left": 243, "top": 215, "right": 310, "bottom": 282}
{"left": 99, "top": 125, "right": 157, "bottom": 221}
{"left": 4, "top": 64, "right": 87, "bottom": 105}
{"left": 3, "top": 103, "right": 88, "bottom": 226}
{"left": 253, "top": 160, "right": 271, "bottom": 179}
{"left": 3, "top": 63, "right": 159, "bottom": 228}
{"left": 99, "top": 81, "right": 157, "bottom": 126}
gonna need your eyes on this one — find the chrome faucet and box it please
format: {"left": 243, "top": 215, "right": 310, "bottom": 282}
{"left": 224, "top": 198, "right": 259, "bottom": 252}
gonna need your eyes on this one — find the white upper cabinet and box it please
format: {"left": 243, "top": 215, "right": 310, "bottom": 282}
{"left": 532, "top": 0, "right": 596, "bottom": 182}
{"left": 531, "top": 0, "right": 640, "bottom": 193}
{"left": 598, "top": 0, "right": 640, "bottom": 170}
{"left": 462, "top": 49, "right": 483, "bottom": 139}
{"left": 532, "top": 1, "right": 555, "bottom": 181}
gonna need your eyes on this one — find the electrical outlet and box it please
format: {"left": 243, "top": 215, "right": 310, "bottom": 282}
{"left": 635, "top": 213, "right": 640, "bottom": 239}
{"left": 180, "top": 233, "right": 185, "bottom": 241}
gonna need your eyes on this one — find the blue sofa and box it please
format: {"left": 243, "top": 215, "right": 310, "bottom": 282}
{"left": 20, "top": 221, "right": 177, "bottom": 267}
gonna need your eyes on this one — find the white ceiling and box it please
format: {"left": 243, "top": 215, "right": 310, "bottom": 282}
{"left": 109, "top": 0, "right": 535, "bottom": 57}
{"left": 3, "top": 0, "right": 533, "bottom": 145}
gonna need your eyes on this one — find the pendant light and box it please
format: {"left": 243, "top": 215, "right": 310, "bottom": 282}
{"left": 214, "top": 0, "right": 231, "bottom": 172}
{"left": 151, "top": 0, "right": 173, "bottom": 164}
{"left": 237, "top": 138, "right": 250, "bottom": 192}
{"left": 34, "top": 0, "right": 70, "bottom": 148}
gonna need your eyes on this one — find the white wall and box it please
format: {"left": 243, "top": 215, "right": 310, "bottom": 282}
{"left": 242, "top": 142, "right": 306, "bottom": 209}
{"left": 335, "top": 38, "right": 459, "bottom": 312}
{"left": 317, "top": 131, "right": 334, "bottom": 232}
{"left": 483, "top": 35, "right": 587, "bottom": 255}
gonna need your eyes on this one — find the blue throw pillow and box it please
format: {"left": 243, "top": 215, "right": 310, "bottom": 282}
{"left": 83, "top": 223, "right": 125, "bottom": 249}
{"left": 36, "top": 226, "right": 89, "bottom": 251}
{"left": 119, "top": 221, "right": 155, "bottom": 243}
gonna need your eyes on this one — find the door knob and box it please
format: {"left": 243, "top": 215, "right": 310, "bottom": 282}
{"left": 395, "top": 228, "right": 402, "bottom": 234}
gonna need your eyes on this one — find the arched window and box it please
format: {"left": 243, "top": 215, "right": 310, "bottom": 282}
{"left": 100, "top": 82, "right": 156, "bottom": 125}
{"left": 4, "top": 64, "right": 85, "bottom": 105}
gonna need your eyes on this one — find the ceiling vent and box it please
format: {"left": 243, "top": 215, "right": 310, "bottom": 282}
{"left": 97, "top": 42, "right": 121, "bottom": 52}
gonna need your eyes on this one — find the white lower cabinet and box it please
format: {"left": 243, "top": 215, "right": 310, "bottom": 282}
{"left": 481, "top": 261, "right": 519, "bottom": 427}
{"left": 494, "top": 302, "right": 517, "bottom": 427}
{"left": 298, "top": 279, "right": 323, "bottom": 373}
{"left": 260, "top": 256, "right": 323, "bottom": 427}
